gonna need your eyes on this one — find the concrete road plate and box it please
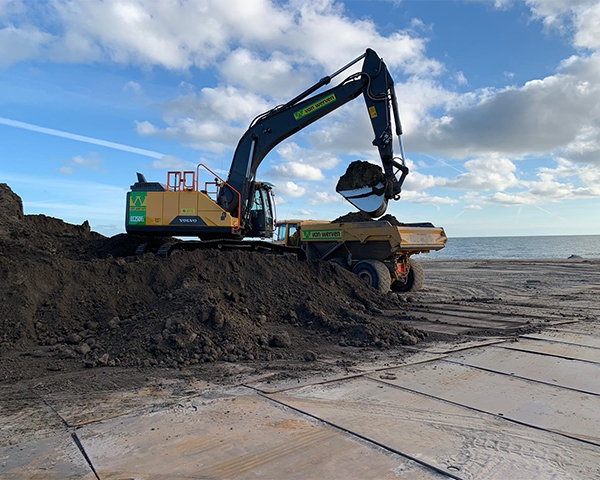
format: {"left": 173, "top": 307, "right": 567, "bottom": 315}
{"left": 406, "top": 339, "right": 506, "bottom": 355}
{"left": 77, "top": 389, "right": 441, "bottom": 479}
{"left": 0, "top": 433, "right": 95, "bottom": 479}
{"left": 270, "top": 377, "right": 600, "bottom": 479}
{"left": 522, "top": 331, "right": 600, "bottom": 349}
{"left": 447, "top": 346, "right": 600, "bottom": 395}
{"left": 36, "top": 378, "right": 212, "bottom": 427}
{"left": 372, "top": 361, "right": 600, "bottom": 444}
{"left": 0, "top": 390, "right": 64, "bottom": 447}
{"left": 553, "top": 322, "right": 600, "bottom": 336}
{"left": 500, "top": 338, "right": 600, "bottom": 364}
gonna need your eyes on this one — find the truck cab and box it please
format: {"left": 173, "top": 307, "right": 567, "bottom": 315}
{"left": 275, "top": 220, "right": 327, "bottom": 246}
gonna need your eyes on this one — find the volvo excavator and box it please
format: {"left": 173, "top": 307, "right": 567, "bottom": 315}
{"left": 126, "top": 48, "right": 409, "bottom": 244}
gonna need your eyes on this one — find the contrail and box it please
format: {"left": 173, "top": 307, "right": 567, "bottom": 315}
{"left": 421, "top": 153, "right": 466, "bottom": 174}
{"left": 0, "top": 117, "right": 166, "bottom": 159}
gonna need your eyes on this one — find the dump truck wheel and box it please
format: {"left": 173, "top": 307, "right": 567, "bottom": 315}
{"left": 352, "top": 260, "right": 391, "bottom": 294}
{"left": 392, "top": 258, "right": 424, "bottom": 293}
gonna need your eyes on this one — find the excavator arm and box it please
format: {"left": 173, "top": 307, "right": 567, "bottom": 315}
{"left": 218, "top": 48, "right": 408, "bottom": 223}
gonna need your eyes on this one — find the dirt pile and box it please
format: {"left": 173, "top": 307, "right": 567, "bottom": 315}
{"left": 332, "top": 211, "right": 404, "bottom": 225}
{"left": 336, "top": 160, "right": 385, "bottom": 192}
{"left": 0, "top": 185, "right": 425, "bottom": 371}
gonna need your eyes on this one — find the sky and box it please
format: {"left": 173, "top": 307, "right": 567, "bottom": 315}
{"left": 1, "top": 0, "right": 599, "bottom": 238}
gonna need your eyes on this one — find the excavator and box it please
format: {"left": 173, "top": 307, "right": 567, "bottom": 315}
{"left": 125, "top": 49, "right": 446, "bottom": 291}
{"left": 126, "top": 48, "right": 408, "bottom": 243}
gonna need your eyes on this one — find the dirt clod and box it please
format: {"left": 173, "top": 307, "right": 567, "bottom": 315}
{"left": 336, "top": 161, "right": 385, "bottom": 192}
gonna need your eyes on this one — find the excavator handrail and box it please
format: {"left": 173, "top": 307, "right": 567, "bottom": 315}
{"left": 196, "top": 163, "right": 242, "bottom": 232}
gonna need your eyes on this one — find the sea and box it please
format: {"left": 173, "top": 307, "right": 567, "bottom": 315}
{"left": 421, "top": 235, "right": 600, "bottom": 261}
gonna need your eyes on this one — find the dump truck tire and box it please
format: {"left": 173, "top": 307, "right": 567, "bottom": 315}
{"left": 352, "top": 260, "right": 391, "bottom": 294}
{"left": 392, "top": 258, "right": 424, "bottom": 293}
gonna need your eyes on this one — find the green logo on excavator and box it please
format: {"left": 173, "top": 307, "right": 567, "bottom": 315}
{"left": 294, "top": 94, "right": 337, "bottom": 120}
{"left": 129, "top": 192, "right": 147, "bottom": 225}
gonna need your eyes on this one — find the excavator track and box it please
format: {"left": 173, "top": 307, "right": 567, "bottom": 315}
{"left": 155, "top": 239, "right": 306, "bottom": 259}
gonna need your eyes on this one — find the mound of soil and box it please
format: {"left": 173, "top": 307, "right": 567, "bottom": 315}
{"left": 332, "top": 211, "right": 404, "bottom": 226}
{"left": 0, "top": 184, "right": 426, "bottom": 372}
{"left": 336, "top": 160, "right": 386, "bottom": 192}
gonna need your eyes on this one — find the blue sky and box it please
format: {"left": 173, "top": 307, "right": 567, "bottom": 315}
{"left": 1, "top": 0, "right": 599, "bottom": 238}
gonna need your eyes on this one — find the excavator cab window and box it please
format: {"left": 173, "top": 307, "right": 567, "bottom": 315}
{"left": 247, "top": 184, "right": 274, "bottom": 238}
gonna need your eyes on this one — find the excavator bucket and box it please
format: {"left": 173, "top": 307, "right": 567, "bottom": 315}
{"left": 337, "top": 184, "right": 389, "bottom": 217}
{"left": 336, "top": 160, "right": 390, "bottom": 217}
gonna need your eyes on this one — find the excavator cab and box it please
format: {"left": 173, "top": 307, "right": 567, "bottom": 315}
{"left": 246, "top": 182, "right": 276, "bottom": 239}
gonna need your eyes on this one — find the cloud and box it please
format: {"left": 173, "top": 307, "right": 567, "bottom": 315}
{"left": 445, "top": 156, "right": 520, "bottom": 191}
{"left": 123, "top": 80, "right": 142, "bottom": 95}
{"left": 276, "top": 181, "right": 307, "bottom": 198}
{"left": 455, "top": 72, "right": 468, "bottom": 85}
{"left": 0, "top": 1, "right": 447, "bottom": 163}
{"left": 267, "top": 162, "right": 324, "bottom": 181}
{"left": 137, "top": 86, "right": 270, "bottom": 151}
{"left": 407, "top": 54, "right": 600, "bottom": 162}
{"left": 218, "top": 49, "right": 313, "bottom": 98}
{"left": 135, "top": 120, "right": 158, "bottom": 136}
{"left": 401, "top": 191, "right": 459, "bottom": 206}
{"left": 292, "top": 209, "right": 315, "bottom": 216}
{"left": 0, "top": 24, "right": 53, "bottom": 67}
{"left": 59, "top": 154, "right": 104, "bottom": 174}
{"left": 463, "top": 204, "right": 483, "bottom": 210}
{"left": 276, "top": 142, "right": 339, "bottom": 170}
{"left": 307, "top": 191, "right": 341, "bottom": 205}
{"left": 150, "top": 155, "right": 195, "bottom": 171}
{"left": 0, "top": 0, "right": 440, "bottom": 76}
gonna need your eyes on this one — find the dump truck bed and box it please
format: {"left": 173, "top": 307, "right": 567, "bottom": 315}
{"left": 301, "top": 220, "right": 447, "bottom": 261}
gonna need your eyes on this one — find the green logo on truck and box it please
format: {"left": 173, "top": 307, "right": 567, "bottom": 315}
{"left": 301, "top": 229, "right": 343, "bottom": 241}
{"left": 294, "top": 94, "right": 337, "bottom": 120}
{"left": 129, "top": 192, "right": 147, "bottom": 225}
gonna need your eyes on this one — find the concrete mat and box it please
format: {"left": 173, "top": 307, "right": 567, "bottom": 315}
{"left": 403, "top": 311, "right": 524, "bottom": 330}
{"left": 553, "top": 322, "right": 600, "bottom": 336}
{"left": 270, "top": 377, "right": 600, "bottom": 480}
{"left": 245, "top": 365, "right": 363, "bottom": 394}
{"left": 348, "top": 351, "right": 446, "bottom": 373}
{"left": 399, "top": 321, "right": 477, "bottom": 335}
{"left": 38, "top": 379, "right": 211, "bottom": 427}
{"left": 406, "top": 339, "right": 506, "bottom": 354}
{"left": 447, "top": 347, "right": 600, "bottom": 395}
{"left": 78, "top": 391, "right": 438, "bottom": 479}
{"left": 0, "top": 390, "right": 65, "bottom": 447}
{"left": 248, "top": 352, "right": 446, "bottom": 394}
{"left": 500, "top": 338, "right": 600, "bottom": 364}
{"left": 0, "top": 433, "right": 94, "bottom": 479}
{"left": 372, "top": 361, "right": 600, "bottom": 444}
{"left": 522, "top": 331, "right": 600, "bottom": 349}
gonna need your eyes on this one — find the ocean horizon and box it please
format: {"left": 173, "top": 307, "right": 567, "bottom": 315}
{"left": 421, "top": 234, "right": 600, "bottom": 260}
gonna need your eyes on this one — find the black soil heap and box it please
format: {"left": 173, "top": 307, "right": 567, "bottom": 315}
{"left": 0, "top": 184, "right": 425, "bottom": 370}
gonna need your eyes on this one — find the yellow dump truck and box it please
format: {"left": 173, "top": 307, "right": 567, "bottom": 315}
{"left": 276, "top": 220, "right": 447, "bottom": 293}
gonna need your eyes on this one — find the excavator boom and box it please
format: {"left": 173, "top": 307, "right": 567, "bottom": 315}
{"left": 218, "top": 48, "right": 408, "bottom": 221}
